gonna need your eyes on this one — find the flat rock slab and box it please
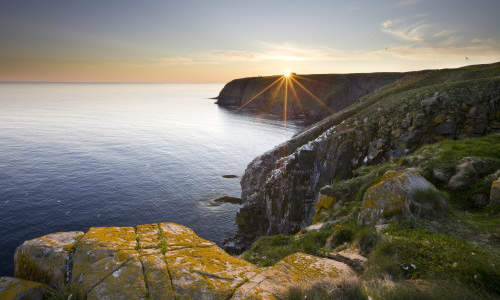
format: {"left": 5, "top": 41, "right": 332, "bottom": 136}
{"left": 0, "top": 276, "right": 48, "bottom": 300}
{"left": 14, "top": 231, "right": 83, "bottom": 287}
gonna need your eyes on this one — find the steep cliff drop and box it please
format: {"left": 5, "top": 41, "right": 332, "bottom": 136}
{"left": 224, "top": 62, "right": 500, "bottom": 253}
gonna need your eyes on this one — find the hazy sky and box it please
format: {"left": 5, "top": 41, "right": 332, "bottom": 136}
{"left": 1, "top": 0, "right": 499, "bottom": 82}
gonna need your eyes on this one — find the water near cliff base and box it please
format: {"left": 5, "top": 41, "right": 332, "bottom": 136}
{"left": 0, "top": 83, "right": 301, "bottom": 275}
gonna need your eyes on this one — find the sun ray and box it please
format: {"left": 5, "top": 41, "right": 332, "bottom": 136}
{"left": 284, "top": 77, "right": 288, "bottom": 128}
{"left": 237, "top": 76, "right": 284, "bottom": 112}
{"left": 288, "top": 78, "right": 304, "bottom": 114}
{"left": 291, "top": 76, "right": 333, "bottom": 113}
{"left": 293, "top": 74, "right": 317, "bottom": 83}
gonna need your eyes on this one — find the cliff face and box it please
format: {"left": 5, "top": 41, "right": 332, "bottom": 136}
{"left": 225, "top": 63, "right": 500, "bottom": 252}
{"left": 216, "top": 73, "right": 404, "bottom": 123}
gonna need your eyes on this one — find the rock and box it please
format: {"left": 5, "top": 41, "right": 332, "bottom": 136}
{"left": 432, "top": 168, "right": 451, "bottom": 183}
{"left": 72, "top": 226, "right": 138, "bottom": 283}
{"left": 11, "top": 223, "right": 358, "bottom": 299}
{"left": 327, "top": 249, "right": 368, "bottom": 272}
{"left": 491, "top": 177, "right": 500, "bottom": 205}
{"left": 85, "top": 258, "right": 147, "bottom": 300}
{"left": 0, "top": 276, "right": 48, "bottom": 300}
{"left": 448, "top": 157, "right": 493, "bottom": 189}
{"left": 313, "top": 193, "right": 337, "bottom": 223}
{"left": 0, "top": 277, "right": 48, "bottom": 300}
{"left": 165, "top": 246, "right": 258, "bottom": 299}
{"left": 222, "top": 174, "right": 238, "bottom": 178}
{"left": 231, "top": 253, "right": 355, "bottom": 300}
{"left": 14, "top": 231, "right": 83, "bottom": 288}
{"left": 213, "top": 195, "right": 242, "bottom": 204}
{"left": 358, "top": 169, "right": 448, "bottom": 225}
{"left": 471, "top": 194, "right": 489, "bottom": 207}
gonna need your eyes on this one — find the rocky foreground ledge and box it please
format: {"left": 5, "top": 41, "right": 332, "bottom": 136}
{"left": 0, "top": 222, "right": 354, "bottom": 300}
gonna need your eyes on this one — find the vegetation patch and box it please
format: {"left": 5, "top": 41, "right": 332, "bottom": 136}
{"left": 365, "top": 221, "right": 500, "bottom": 296}
{"left": 282, "top": 279, "right": 367, "bottom": 300}
{"left": 242, "top": 226, "right": 334, "bottom": 267}
{"left": 365, "top": 279, "right": 491, "bottom": 300}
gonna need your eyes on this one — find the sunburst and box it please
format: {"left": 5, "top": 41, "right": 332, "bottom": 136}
{"left": 236, "top": 71, "right": 331, "bottom": 127}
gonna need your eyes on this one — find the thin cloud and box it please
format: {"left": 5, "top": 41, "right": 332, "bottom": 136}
{"left": 381, "top": 19, "right": 430, "bottom": 42}
{"left": 396, "top": 0, "right": 422, "bottom": 6}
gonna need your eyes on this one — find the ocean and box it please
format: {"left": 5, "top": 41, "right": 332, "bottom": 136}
{"left": 0, "top": 83, "right": 300, "bottom": 275}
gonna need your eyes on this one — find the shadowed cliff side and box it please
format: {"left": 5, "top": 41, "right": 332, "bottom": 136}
{"left": 215, "top": 73, "right": 404, "bottom": 124}
{"left": 224, "top": 62, "right": 500, "bottom": 253}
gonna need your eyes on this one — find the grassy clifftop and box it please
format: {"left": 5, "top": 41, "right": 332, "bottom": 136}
{"left": 242, "top": 134, "right": 500, "bottom": 299}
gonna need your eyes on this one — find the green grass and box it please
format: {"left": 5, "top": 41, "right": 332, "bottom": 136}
{"left": 242, "top": 226, "right": 334, "bottom": 267}
{"left": 242, "top": 222, "right": 379, "bottom": 267}
{"left": 365, "top": 221, "right": 500, "bottom": 296}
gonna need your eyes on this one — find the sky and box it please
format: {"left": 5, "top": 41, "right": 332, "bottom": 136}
{"left": 1, "top": 0, "right": 499, "bottom": 82}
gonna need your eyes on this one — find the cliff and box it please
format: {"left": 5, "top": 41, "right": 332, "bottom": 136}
{"left": 215, "top": 72, "right": 404, "bottom": 123}
{"left": 226, "top": 62, "right": 500, "bottom": 252}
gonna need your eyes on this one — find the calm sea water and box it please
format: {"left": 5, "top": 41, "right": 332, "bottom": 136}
{"left": 0, "top": 83, "right": 300, "bottom": 275}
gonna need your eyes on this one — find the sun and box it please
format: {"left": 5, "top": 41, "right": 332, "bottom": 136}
{"left": 283, "top": 71, "right": 291, "bottom": 78}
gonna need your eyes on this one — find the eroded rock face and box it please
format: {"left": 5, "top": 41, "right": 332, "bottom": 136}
{"left": 14, "top": 231, "right": 83, "bottom": 288}
{"left": 0, "top": 277, "right": 48, "bottom": 300}
{"left": 230, "top": 72, "right": 500, "bottom": 251}
{"left": 358, "top": 169, "right": 447, "bottom": 225}
{"left": 12, "top": 223, "right": 353, "bottom": 299}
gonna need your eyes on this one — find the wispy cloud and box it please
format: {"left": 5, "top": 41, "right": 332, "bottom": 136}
{"left": 396, "top": 0, "right": 422, "bottom": 6}
{"left": 381, "top": 19, "right": 430, "bottom": 42}
{"left": 154, "top": 38, "right": 500, "bottom": 70}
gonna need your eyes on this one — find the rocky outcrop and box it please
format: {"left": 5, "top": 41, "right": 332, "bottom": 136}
{"left": 8, "top": 223, "right": 355, "bottom": 299}
{"left": 216, "top": 73, "right": 404, "bottom": 124}
{"left": 228, "top": 63, "right": 500, "bottom": 252}
{"left": 358, "top": 169, "right": 448, "bottom": 225}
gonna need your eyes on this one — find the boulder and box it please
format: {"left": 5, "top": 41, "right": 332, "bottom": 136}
{"left": 491, "top": 177, "right": 500, "bottom": 205}
{"left": 358, "top": 169, "right": 447, "bottom": 225}
{"left": 14, "top": 231, "right": 83, "bottom": 287}
{"left": 0, "top": 276, "right": 48, "bottom": 300}
{"left": 448, "top": 157, "right": 493, "bottom": 189}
